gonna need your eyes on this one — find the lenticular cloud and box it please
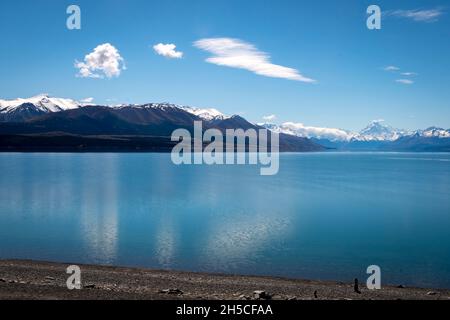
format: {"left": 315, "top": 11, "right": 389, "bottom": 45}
{"left": 194, "top": 38, "right": 315, "bottom": 83}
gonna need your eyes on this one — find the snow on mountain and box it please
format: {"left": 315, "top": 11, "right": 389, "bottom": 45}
{"left": 0, "top": 94, "right": 82, "bottom": 113}
{"left": 259, "top": 119, "right": 450, "bottom": 142}
{"left": 1, "top": 96, "right": 448, "bottom": 142}
{"left": 112, "top": 102, "right": 179, "bottom": 111}
{"left": 352, "top": 120, "right": 411, "bottom": 141}
{"left": 113, "top": 103, "right": 229, "bottom": 120}
{"left": 258, "top": 122, "right": 281, "bottom": 132}
{"left": 0, "top": 95, "right": 229, "bottom": 123}
{"left": 179, "top": 106, "right": 227, "bottom": 120}
{"left": 414, "top": 127, "right": 450, "bottom": 138}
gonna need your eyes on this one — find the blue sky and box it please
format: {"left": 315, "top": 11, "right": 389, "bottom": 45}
{"left": 0, "top": 0, "right": 449, "bottom": 131}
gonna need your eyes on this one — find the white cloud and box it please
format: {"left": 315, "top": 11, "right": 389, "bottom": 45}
{"left": 153, "top": 43, "right": 183, "bottom": 59}
{"left": 194, "top": 38, "right": 315, "bottom": 82}
{"left": 263, "top": 114, "right": 276, "bottom": 121}
{"left": 401, "top": 72, "right": 418, "bottom": 76}
{"left": 81, "top": 97, "right": 94, "bottom": 103}
{"left": 280, "top": 122, "right": 354, "bottom": 141}
{"left": 396, "top": 79, "right": 414, "bottom": 85}
{"left": 75, "top": 43, "right": 125, "bottom": 78}
{"left": 384, "top": 66, "right": 400, "bottom": 71}
{"left": 386, "top": 8, "right": 444, "bottom": 22}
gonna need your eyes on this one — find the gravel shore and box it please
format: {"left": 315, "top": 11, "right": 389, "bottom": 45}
{"left": 0, "top": 260, "right": 448, "bottom": 300}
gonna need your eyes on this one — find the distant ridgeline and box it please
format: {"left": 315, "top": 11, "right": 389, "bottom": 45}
{"left": 260, "top": 120, "right": 450, "bottom": 152}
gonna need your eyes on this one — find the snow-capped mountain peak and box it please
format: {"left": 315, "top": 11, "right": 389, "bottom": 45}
{"left": 0, "top": 95, "right": 230, "bottom": 123}
{"left": 354, "top": 120, "right": 410, "bottom": 141}
{"left": 359, "top": 120, "right": 392, "bottom": 135}
{"left": 415, "top": 127, "right": 450, "bottom": 138}
{"left": 0, "top": 94, "right": 82, "bottom": 113}
{"left": 179, "top": 106, "right": 227, "bottom": 120}
{"left": 112, "top": 102, "right": 180, "bottom": 111}
{"left": 260, "top": 119, "right": 425, "bottom": 142}
{"left": 112, "top": 103, "right": 229, "bottom": 120}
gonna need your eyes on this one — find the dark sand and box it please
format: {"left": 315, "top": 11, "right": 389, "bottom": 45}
{"left": 0, "top": 260, "right": 448, "bottom": 300}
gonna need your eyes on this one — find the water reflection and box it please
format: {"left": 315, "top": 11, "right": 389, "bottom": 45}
{"left": 77, "top": 154, "right": 119, "bottom": 264}
{"left": 154, "top": 216, "right": 176, "bottom": 268}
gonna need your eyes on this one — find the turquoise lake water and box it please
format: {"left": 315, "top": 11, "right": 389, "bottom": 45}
{"left": 0, "top": 153, "right": 449, "bottom": 288}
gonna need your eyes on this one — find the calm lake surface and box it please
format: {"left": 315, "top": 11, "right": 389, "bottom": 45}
{"left": 0, "top": 153, "right": 449, "bottom": 288}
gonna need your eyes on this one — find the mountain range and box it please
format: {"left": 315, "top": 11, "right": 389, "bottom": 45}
{"left": 0, "top": 95, "right": 321, "bottom": 152}
{"left": 260, "top": 120, "right": 450, "bottom": 151}
{"left": 0, "top": 95, "right": 449, "bottom": 152}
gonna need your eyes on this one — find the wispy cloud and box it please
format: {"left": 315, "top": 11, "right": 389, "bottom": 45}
{"left": 75, "top": 43, "right": 125, "bottom": 78}
{"left": 386, "top": 8, "right": 444, "bottom": 22}
{"left": 194, "top": 38, "right": 315, "bottom": 82}
{"left": 81, "top": 97, "right": 94, "bottom": 103}
{"left": 401, "top": 72, "right": 418, "bottom": 76}
{"left": 263, "top": 114, "right": 276, "bottom": 121}
{"left": 396, "top": 79, "right": 414, "bottom": 85}
{"left": 383, "top": 67, "right": 418, "bottom": 83}
{"left": 384, "top": 66, "right": 400, "bottom": 72}
{"left": 153, "top": 43, "right": 183, "bottom": 59}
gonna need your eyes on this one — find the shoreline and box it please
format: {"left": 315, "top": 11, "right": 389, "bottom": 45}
{"left": 1, "top": 260, "right": 449, "bottom": 300}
